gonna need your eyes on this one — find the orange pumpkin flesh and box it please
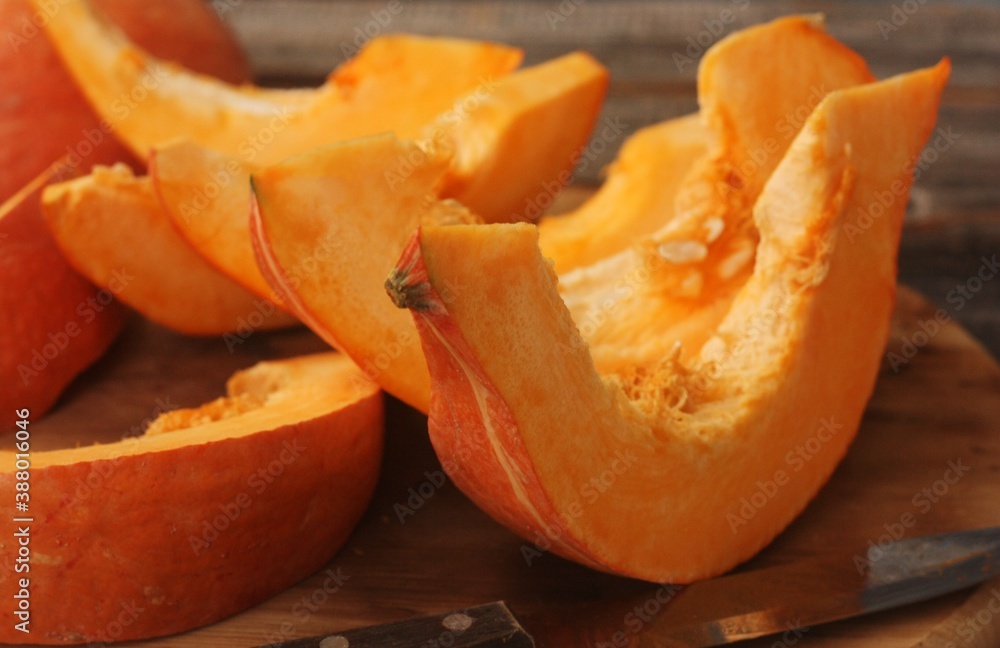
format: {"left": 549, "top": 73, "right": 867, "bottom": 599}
{"left": 30, "top": 0, "right": 523, "bottom": 164}
{"left": 155, "top": 51, "right": 608, "bottom": 301}
{"left": 0, "top": 353, "right": 383, "bottom": 643}
{"left": 251, "top": 135, "right": 458, "bottom": 413}
{"left": 537, "top": 113, "right": 709, "bottom": 272}
{"left": 431, "top": 51, "right": 609, "bottom": 223}
{"left": 387, "top": 61, "right": 950, "bottom": 582}
{"left": 41, "top": 165, "right": 298, "bottom": 335}
{"left": 0, "top": 167, "right": 128, "bottom": 431}
{"left": 539, "top": 18, "right": 873, "bottom": 277}
{"left": 550, "top": 15, "right": 877, "bottom": 376}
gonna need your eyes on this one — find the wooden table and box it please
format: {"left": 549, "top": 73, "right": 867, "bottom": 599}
{"left": 24, "top": 2, "right": 1000, "bottom": 646}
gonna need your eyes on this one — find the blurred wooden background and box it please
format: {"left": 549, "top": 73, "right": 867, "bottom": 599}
{"left": 220, "top": 0, "right": 1000, "bottom": 356}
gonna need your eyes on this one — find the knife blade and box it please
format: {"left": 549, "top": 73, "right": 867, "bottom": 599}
{"left": 259, "top": 525, "right": 1000, "bottom": 648}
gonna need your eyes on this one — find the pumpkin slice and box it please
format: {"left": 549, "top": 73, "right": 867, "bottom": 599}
{"left": 41, "top": 164, "right": 297, "bottom": 336}
{"left": 31, "top": 0, "right": 523, "bottom": 163}
{"left": 537, "top": 113, "right": 709, "bottom": 272}
{"left": 0, "top": 165, "right": 127, "bottom": 430}
{"left": 386, "top": 61, "right": 950, "bottom": 582}
{"left": 251, "top": 135, "right": 459, "bottom": 412}
{"left": 429, "top": 51, "right": 609, "bottom": 223}
{"left": 0, "top": 352, "right": 382, "bottom": 642}
{"left": 154, "top": 52, "right": 608, "bottom": 300}
{"left": 250, "top": 14, "right": 877, "bottom": 412}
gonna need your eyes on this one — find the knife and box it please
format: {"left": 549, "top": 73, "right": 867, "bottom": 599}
{"left": 259, "top": 525, "right": 1000, "bottom": 647}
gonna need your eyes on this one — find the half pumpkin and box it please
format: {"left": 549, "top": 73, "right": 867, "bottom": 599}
{"left": 0, "top": 353, "right": 382, "bottom": 642}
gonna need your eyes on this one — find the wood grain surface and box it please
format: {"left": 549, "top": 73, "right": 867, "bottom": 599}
{"left": 21, "top": 282, "right": 1000, "bottom": 646}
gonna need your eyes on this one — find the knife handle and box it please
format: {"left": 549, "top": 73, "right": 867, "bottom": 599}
{"left": 258, "top": 601, "right": 535, "bottom": 648}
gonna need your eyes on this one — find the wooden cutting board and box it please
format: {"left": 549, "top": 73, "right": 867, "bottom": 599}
{"left": 24, "top": 284, "right": 1000, "bottom": 647}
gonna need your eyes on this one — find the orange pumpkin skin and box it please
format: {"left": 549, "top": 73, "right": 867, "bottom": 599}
{"left": 0, "top": 168, "right": 128, "bottom": 431}
{"left": 0, "top": 354, "right": 383, "bottom": 643}
{"left": 0, "top": 0, "right": 249, "bottom": 202}
{"left": 388, "top": 59, "right": 950, "bottom": 583}
{"left": 0, "top": 0, "right": 249, "bottom": 428}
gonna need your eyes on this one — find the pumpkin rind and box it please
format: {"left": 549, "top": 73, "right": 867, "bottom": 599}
{"left": 0, "top": 353, "right": 383, "bottom": 643}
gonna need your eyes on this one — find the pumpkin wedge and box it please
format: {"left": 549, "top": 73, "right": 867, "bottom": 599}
{"left": 428, "top": 51, "right": 609, "bottom": 223}
{"left": 250, "top": 14, "right": 876, "bottom": 412}
{"left": 387, "top": 61, "right": 950, "bottom": 582}
{"left": 41, "top": 164, "right": 297, "bottom": 336}
{"left": 155, "top": 52, "right": 608, "bottom": 300}
{"left": 251, "top": 135, "right": 458, "bottom": 412}
{"left": 0, "top": 353, "right": 382, "bottom": 643}
{"left": 31, "top": 0, "right": 523, "bottom": 163}
{"left": 0, "top": 166, "right": 127, "bottom": 430}
{"left": 539, "top": 15, "right": 873, "bottom": 275}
